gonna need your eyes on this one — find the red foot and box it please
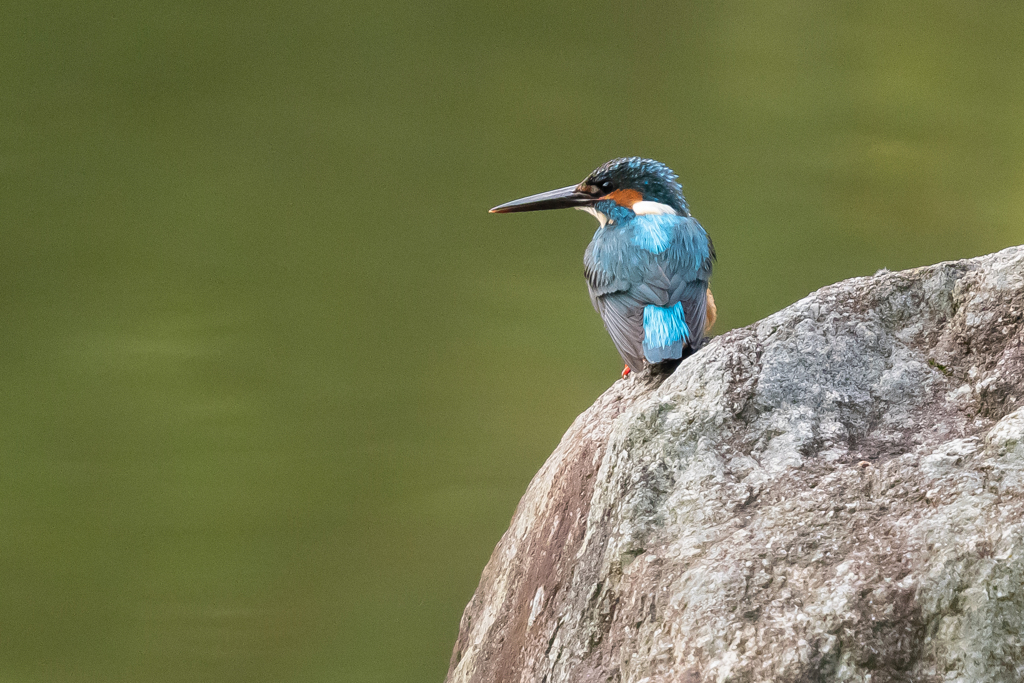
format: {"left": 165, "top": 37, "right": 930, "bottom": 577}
{"left": 621, "top": 365, "right": 631, "bottom": 379}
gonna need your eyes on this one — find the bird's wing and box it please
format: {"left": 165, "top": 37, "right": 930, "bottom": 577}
{"left": 674, "top": 278, "right": 709, "bottom": 345}
{"left": 594, "top": 295, "right": 646, "bottom": 371}
{"left": 584, "top": 240, "right": 647, "bottom": 370}
{"left": 661, "top": 217, "right": 714, "bottom": 345}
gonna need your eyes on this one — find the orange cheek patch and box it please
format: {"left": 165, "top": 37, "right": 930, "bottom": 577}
{"left": 604, "top": 189, "right": 643, "bottom": 207}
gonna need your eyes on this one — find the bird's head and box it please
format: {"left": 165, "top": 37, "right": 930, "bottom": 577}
{"left": 489, "top": 157, "right": 689, "bottom": 222}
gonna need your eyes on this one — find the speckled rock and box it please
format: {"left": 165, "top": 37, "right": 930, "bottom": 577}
{"left": 447, "top": 245, "right": 1024, "bottom": 683}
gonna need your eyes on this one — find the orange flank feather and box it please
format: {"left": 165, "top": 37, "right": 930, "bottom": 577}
{"left": 603, "top": 188, "right": 643, "bottom": 207}
{"left": 704, "top": 289, "right": 717, "bottom": 333}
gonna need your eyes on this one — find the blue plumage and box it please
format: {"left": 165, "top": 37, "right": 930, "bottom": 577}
{"left": 643, "top": 303, "right": 689, "bottom": 362}
{"left": 630, "top": 213, "right": 675, "bottom": 254}
{"left": 490, "top": 157, "right": 715, "bottom": 374}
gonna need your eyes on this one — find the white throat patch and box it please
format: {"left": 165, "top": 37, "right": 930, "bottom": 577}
{"left": 577, "top": 205, "right": 609, "bottom": 227}
{"left": 632, "top": 201, "right": 677, "bottom": 216}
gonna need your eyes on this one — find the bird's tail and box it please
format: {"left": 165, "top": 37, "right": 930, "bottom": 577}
{"left": 642, "top": 303, "right": 688, "bottom": 363}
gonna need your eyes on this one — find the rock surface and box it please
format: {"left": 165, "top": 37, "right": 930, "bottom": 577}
{"left": 447, "top": 245, "right": 1024, "bottom": 683}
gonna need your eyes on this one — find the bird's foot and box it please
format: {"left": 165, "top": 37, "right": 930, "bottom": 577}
{"left": 621, "top": 365, "right": 631, "bottom": 379}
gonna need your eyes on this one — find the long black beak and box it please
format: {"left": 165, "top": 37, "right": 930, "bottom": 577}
{"left": 489, "top": 185, "right": 596, "bottom": 213}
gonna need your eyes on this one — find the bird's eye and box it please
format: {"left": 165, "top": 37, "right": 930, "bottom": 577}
{"left": 581, "top": 180, "right": 615, "bottom": 196}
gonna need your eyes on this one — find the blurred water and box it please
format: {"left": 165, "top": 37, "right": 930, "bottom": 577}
{"left": 1, "top": 1, "right": 1022, "bottom": 681}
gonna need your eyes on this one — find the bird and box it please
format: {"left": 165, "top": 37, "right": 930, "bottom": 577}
{"left": 490, "top": 157, "right": 716, "bottom": 378}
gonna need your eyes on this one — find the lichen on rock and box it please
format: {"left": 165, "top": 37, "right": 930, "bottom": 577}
{"left": 448, "top": 245, "right": 1024, "bottom": 683}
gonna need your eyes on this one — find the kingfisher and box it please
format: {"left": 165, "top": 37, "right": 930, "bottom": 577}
{"left": 490, "top": 157, "right": 716, "bottom": 378}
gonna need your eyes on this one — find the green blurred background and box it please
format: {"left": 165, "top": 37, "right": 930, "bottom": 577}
{"left": 1, "top": 1, "right": 1022, "bottom": 681}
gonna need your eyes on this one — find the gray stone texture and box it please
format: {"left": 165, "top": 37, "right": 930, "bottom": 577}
{"left": 447, "top": 245, "right": 1024, "bottom": 683}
